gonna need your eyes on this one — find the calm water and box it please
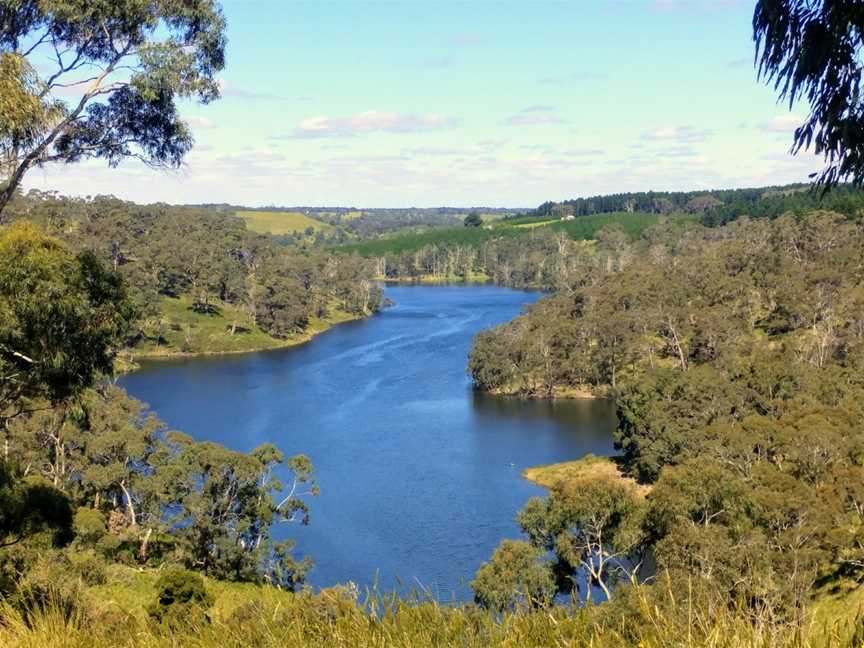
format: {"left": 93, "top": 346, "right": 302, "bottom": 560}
{"left": 119, "top": 285, "right": 616, "bottom": 600}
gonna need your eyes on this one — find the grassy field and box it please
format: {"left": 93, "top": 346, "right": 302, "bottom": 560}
{"left": 123, "top": 295, "right": 360, "bottom": 361}
{"left": 235, "top": 210, "right": 333, "bottom": 236}
{"left": 341, "top": 212, "right": 699, "bottom": 257}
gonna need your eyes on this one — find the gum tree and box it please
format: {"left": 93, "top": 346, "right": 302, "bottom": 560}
{"left": 0, "top": 0, "right": 226, "bottom": 217}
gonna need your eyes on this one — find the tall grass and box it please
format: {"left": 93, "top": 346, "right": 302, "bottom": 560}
{"left": 0, "top": 579, "right": 858, "bottom": 648}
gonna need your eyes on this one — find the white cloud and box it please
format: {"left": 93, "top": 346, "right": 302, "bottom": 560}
{"left": 217, "top": 79, "right": 290, "bottom": 102}
{"left": 277, "top": 111, "right": 461, "bottom": 139}
{"left": 641, "top": 126, "right": 711, "bottom": 143}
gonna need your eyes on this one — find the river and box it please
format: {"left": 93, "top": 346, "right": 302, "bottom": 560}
{"left": 119, "top": 284, "right": 616, "bottom": 600}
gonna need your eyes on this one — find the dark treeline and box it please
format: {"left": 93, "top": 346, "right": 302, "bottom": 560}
{"left": 376, "top": 228, "right": 606, "bottom": 289}
{"left": 4, "top": 191, "right": 382, "bottom": 351}
{"left": 520, "top": 183, "right": 864, "bottom": 225}
{"left": 468, "top": 209, "right": 864, "bottom": 622}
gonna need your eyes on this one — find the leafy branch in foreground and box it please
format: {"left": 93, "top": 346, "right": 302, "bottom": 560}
{"left": 754, "top": 1, "right": 864, "bottom": 189}
{"left": 0, "top": 0, "right": 227, "bottom": 217}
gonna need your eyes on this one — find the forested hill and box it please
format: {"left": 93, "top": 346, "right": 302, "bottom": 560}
{"left": 466, "top": 207, "right": 864, "bottom": 627}
{"left": 3, "top": 192, "right": 381, "bottom": 358}
{"left": 521, "top": 182, "right": 864, "bottom": 225}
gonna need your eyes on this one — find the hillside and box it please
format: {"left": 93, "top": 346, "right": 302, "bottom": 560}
{"left": 342, "top": 211, "right": 697, "bottom": 257}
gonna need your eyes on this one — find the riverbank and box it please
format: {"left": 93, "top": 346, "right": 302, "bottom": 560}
{"left": 116, "top": 295, "right": 369, "bottom": 371}
{"left": 376, "top": 272, "right": 491, "bottom": 284}
{"left": 482, "top": 383, "right": 604, "bottom": 400}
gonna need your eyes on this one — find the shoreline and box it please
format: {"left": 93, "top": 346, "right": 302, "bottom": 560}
{"left": 481, "top": 384, "right": 604, "bottom": 400}
{"left": 117, "top": 310, "right": 369, "bottom": 370}
{"left": 376, "top": 274, "right": 492, "bottom": 285}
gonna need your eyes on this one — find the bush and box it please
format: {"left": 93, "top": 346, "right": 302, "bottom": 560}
{"left": 73, "top": 507, "right": 107, "bottom": 547}
{"left": 147, "top": 567, "right": 213, "bottom": 626}
{"left": 10, "top": 557, "right": 90, "bottom": 627}
{"left": 66, "top": 550, "right": 108, "bottom": 586}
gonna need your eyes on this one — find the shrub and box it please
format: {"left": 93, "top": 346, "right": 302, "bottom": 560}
{"left": 73, "top": 507, "right": 107, "bottom": 547}
{"left": 147, "top": 567, "right": 213, "bottom": 626}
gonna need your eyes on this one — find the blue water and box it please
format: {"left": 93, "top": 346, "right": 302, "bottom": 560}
{"left": 119, "top": 285, "right": 616, "bottom": 600}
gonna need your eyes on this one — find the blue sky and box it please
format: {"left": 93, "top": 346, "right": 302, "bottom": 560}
{"left": 30, "top": 0, "right": 820, "bottom": 208}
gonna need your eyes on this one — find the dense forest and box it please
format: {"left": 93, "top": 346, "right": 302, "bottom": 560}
{"left": 3, "top": 191, "right": 382, "bottom": 356}
{"left": 0, "top": 220, "right": 320, "bottom": 608}
{"left": 467, "top": 208, "right": 864, "bottom": 628}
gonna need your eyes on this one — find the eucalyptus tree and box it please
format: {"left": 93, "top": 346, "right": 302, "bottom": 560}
{"left": 754, "top": 0, "right": 864, "bottom": 188}
{"left": 0, "top": 0, "right": 227, "bottom": 216}
{"left": 0, "top": 222, "right": 133, "bottom": 420}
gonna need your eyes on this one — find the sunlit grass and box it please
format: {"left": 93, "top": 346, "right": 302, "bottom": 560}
{"left": 236, "top": 210, "right": 333, "bottom": 236}
{"left": 1, "top": 566, "right": 858, "bottom": 648}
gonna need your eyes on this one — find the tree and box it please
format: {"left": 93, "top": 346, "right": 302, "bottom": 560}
{"left": 0, "top": 222, "right": 133, "bottom": 417}
{"left": 754, "top": 1, "right": 864, "bottom": 188}
{"left": 518, "top": 478, "right": 646, "bottom": 600}
{"left": 0, "top": 461, "right": 72, "bottom": 550}
{"left": 464, "top": 212, "right": 483, "bottom": 228}
{"left": 0, "top": 0, "right": 227, "bottom": 217}
{"left": 471, "top": 540, "right": 555, "bottom": 611}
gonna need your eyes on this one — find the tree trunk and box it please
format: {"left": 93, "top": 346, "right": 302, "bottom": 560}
{"left": 139, "top": 527, "right": 152, "bottom": 562}
{"left": 119, "top": 481, "right": 137, "bottom": 526}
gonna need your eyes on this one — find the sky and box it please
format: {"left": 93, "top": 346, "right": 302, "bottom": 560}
{"left": 27, "top": 0, "right": 821, "bottom": 208}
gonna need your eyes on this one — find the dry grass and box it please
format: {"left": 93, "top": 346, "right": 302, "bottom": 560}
{"left": 523, "top": 453, "right": 652, "bottom": 498}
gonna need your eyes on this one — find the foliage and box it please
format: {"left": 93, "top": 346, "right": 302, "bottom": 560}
{"left": 463, "top": 212, "right": 483, "bottom": 228}
{"left": 471, "top": 540, "right": 555, "bottom": 611}
{"left": 0, "top": 566, "right": 859, "bottom": 647}
{"left": 0, "top": 462, "right": 73, "bottom": 551}
{"left": 2, "top": 193, "right": 381, "bottom": 355}
{"left": 348, "top": 211, "right": 698, "bottom": 288}
{"left": 516, "top": 477, "right": 646, "bottom": 601}
{"left": 470, "top": 209, "right": 864, "bottom": 622}
{"left": 0, "top": 222, "right": 133, "bottom": 410}
{"left": 3, "top": 384, "right": 319, "bottom": 587}
{"left": 147, "top": 567, "right": 213, "bottom": 625}
{"left": 0, "top": 0, "right": 227, "bottom": 214}
{"left": 754, "top": 1, "right": 864, "bottom": 188}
